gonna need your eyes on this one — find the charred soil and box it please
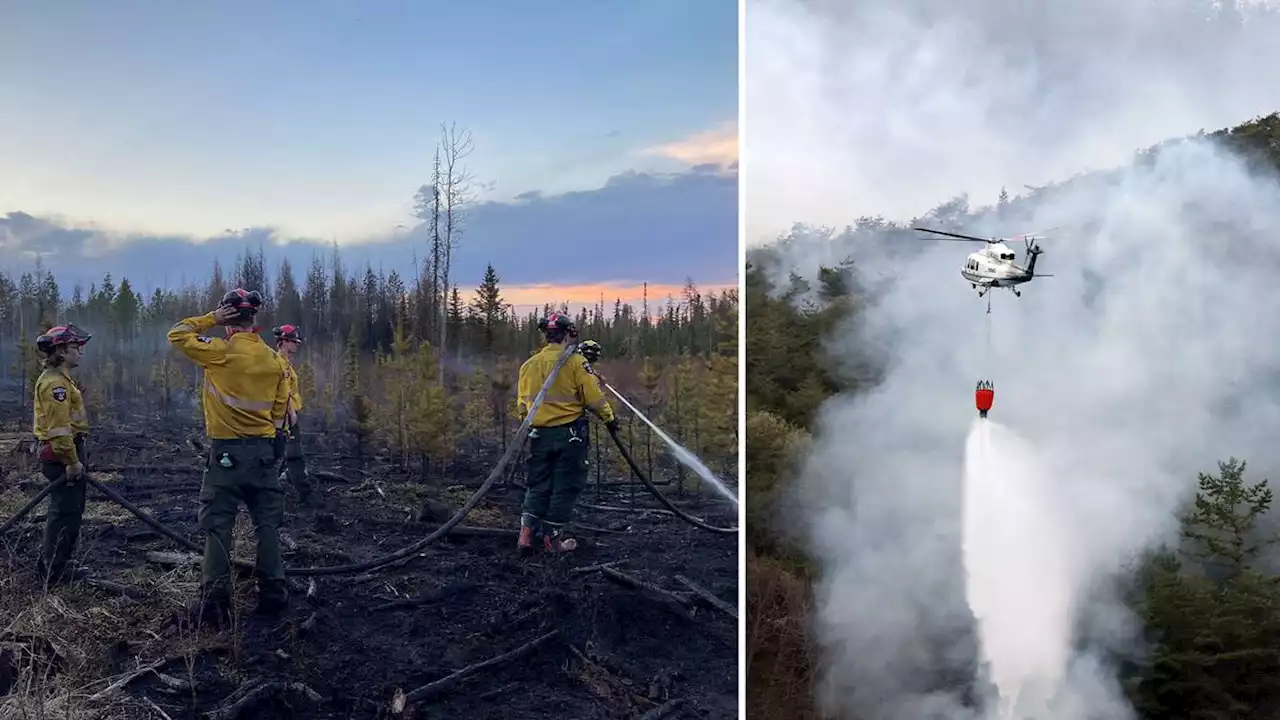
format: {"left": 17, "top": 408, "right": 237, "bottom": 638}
{"left": 0, "top": 402, "right": 738, "bottom": 719}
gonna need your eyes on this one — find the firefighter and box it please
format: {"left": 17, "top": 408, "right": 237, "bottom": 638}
{"left": 272, "top": 324, "right": 311, "bottom": 505}
{"left": 168, "top": 289, "right": 292, "bottom": 622}
{"left": 31, "top": 324, "right": 93, "bottom": 585}
{"left": 516, "top": 314, "right": 618, "bottom": 554}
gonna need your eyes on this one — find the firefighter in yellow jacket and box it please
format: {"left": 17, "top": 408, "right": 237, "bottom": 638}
{"left": 31, "top": 324, "right": 93, "bottom": 585}
{"left": 168, "top": 289, "right": 291, "bottom": 622}
{"left": 272, "top": 324, "right": 311, "bottom": 505}
{"left": 517, "top": 313, "right": 617, "bottom": 554}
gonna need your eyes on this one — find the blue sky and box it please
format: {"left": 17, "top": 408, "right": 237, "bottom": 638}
{"left": 0, "top": 0, "right": 738, "bottom": 296}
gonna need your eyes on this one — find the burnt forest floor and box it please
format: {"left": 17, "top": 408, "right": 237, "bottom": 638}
{"left": 0, "top": 395, "right": 739, "bottom": 720}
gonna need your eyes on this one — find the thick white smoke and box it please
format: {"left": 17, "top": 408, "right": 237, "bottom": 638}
{"left": 746, "top": 0, "right": 1280, "bottom": 718}
{"left": 745, "top": 0, "right": 1280, "bottom": 244}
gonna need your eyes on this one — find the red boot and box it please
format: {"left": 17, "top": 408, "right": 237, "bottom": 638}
{"left": 518, "top": 525, "right": 535, "bottom": 555}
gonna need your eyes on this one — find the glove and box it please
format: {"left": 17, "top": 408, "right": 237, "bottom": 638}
{"left": 605, "top": 419, "right": 620, "bottom": 434}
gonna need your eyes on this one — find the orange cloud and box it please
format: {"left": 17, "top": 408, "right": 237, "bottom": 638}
{"left": 644, "top": 121, "right": 739, "bottom": 167}
{"left": 460, "top": 281, "right": 737, "bottom": 315}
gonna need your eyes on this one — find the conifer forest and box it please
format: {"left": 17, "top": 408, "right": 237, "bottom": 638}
{"left": 0, "top": 247, "right": 740, "bottom": 718}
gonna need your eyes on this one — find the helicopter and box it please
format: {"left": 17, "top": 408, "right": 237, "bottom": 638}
{"left": 913, "top": 226, "right": 1054, "bottom": 308}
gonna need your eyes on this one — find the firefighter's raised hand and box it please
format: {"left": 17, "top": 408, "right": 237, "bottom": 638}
{"left": 212, "top": 306, "right": 241, "bottom": 325}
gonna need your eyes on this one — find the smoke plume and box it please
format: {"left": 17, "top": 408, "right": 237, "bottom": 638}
{"left": 746, "top": 0, "right": 1280, "bottom": 718}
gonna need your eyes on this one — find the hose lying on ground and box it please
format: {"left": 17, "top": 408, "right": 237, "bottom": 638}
{"left": 604, "top": 425, "right": 737, "bottom": 535}
{"left": 0, "top": 474, "right": 67, "bottom": 535}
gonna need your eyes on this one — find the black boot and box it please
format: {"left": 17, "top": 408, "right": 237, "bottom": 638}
{"left": 35, "top": 559, "right": 90, "bottom": 586}
{"left": 188, "top": 590, "right": 233, "bottom": 629}
{"left": 255, "top": 580, "right": 290, "bottom": 616}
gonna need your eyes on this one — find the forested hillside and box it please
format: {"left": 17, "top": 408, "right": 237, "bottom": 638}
{"left": 745, "top": 112, "right": 1280, "bottom": 719}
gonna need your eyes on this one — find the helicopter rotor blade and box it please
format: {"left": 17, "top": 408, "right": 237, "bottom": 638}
{"left": 912, "top": 227, "right": 993, "bottom": 243}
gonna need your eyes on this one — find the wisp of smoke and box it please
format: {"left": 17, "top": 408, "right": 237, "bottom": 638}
{"left": 749, "top": 3, "right": 1280, "bottom": 719}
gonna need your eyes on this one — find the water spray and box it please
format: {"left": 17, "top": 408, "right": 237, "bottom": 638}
{"left": 964, "top": 418, "right": 1076, "bottom": 719}
{"left": 603, "top": 383, "right": 739, "bottom": 508}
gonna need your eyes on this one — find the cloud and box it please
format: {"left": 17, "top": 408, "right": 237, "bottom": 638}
{"left": 745, "top": 0, "right": 1280, "bottom": 244}
{"left": 0, "top": 165, "right": 738, "bottom": 294}
{"left": 645, "top": 120, "right": 739, "bottom": 168}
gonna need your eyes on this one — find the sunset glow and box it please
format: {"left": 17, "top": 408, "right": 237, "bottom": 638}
{"left": 463, "top": 281, "right": 737, "bottom": 315}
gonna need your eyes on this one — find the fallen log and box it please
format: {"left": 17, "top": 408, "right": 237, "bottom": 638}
{"left": 571, "top": 522, "right": 629, "bottom": 535}
{"left": 151, "top": 670, "right": 195, "bottom": 694}
{"left": 370, "top": 580, "right": 480, "bottom": 612}
{"left": 86, "top": 656, "right": 175, "bottom": 702}
{"left": 205, "top": 679, "right": 322, "bottom": 720}
{"left": 84, "top": 578, "right": 149, "bottom": 600}
{"left": 569, "top": 560, "right": 625, "bottom": 575}
{"left": 145, "top": 551, "right": 200, "bottom": 567}
{"left": 674, "top": 574, "right": 737, "bottom": 620}
{"left": 392, "top": 630, "right": 560, "bottom": 711}
{"left": 578, "top": 502, "right": 675, "bottom": 518}
{"left": 639, "top": 697, "right": 687, "bottom": 719}
{"left": 425, "top": 525, "right": 519, "bottom": 539}
{"left": 600, "top": 567, "right": 695, "bottom": 621}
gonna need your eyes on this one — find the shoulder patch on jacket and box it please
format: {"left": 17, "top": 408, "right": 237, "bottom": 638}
{"left": 52, "top": 386, "right": 67, "bottom": 402}
{"left": 196, "top": 336, "right": 212, "bottom": 344}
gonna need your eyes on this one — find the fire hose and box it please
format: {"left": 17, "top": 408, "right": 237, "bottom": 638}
{"left": 603, "top": 423, "right": 736, "bottom": 535}
{"left": 1, "top": 342, "right": 736, "bottom": 577}
{"left": 0, "top": 475, "right": 67, "bottom": 535}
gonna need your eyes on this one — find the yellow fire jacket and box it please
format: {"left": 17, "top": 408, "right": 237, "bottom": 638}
{"left": 517, "top": 343, "right": 615, "bottom": 427}
{"left": 32, "top": 366, "right": 89, "bottom": 464}
{"left": 282, "top": 355, "right": 303, "bottom": 414}
{"left": 168, "top": 313, "right": 290, "bottom": 439}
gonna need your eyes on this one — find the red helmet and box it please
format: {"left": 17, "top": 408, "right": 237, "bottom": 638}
{"left": 272, "top": 324, "right": 302, "bottom": 344}
{"left": 536, "top": 312, "right": 578, "bottom": 338}
{"left": 219, "top": 288, "right": 263, "bottom": 320}
{"left": 36, "top": 324, "right": 91, "bottom": 355}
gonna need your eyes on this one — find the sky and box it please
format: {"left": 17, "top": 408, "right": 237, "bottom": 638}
{"left": 0, "top": 0, "right": 739, "bottom": 307}
{"left": 745, "top": 0, "right": 1280, "bottom": 245}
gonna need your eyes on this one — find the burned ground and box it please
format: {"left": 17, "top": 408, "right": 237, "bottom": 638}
{"left": 0, "top": 392, "right": 739, "bottom": 719}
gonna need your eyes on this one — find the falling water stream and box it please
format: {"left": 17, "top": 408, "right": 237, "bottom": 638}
{"left": 963, "top": 418, "right": 1076, "bottom": 719}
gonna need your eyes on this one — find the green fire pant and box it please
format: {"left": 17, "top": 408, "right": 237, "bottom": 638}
{"left": 521, "top": 419, "right": 590, "bottom": 527}
{"left": 282, "top": 420, "right": 310, "bottom": 501}
{"left": 198, "top": 437, "right": 287, "bottom": 605}
{"left": 39, "top": 435, "right": 88, "bottom": 578}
